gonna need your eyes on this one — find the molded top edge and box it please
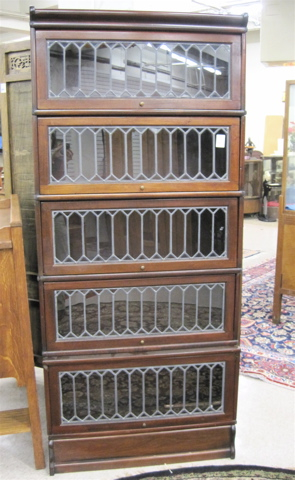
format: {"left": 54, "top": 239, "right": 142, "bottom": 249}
{"left": 29, "top": 7, "right": 248, "bottom": 33}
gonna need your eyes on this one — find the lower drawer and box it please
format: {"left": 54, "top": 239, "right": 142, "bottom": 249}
{"left": 49, "top": 424, "right": 236, "bottom": 474}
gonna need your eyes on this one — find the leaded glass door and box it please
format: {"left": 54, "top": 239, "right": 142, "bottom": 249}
{"left": 34, "top": 30, "right": 243, "bottom": 112}
{"left": 40, "top": 198, "right": 238, "bottom": 275}
{"left": 46, "top": 350, "right": 238, "bottom": 435}
{"left": 37, "top": 117, "right": 240, "bottom": 195}
{"left": 43, "top": 274, "right": 237, "bottom": 351}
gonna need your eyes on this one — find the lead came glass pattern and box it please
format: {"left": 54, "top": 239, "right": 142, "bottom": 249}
{"left": 48, "top": 41, "right": 230, "bottom": 99}
{"left": 59, "top": 362, "right": 225, "bottom": 424}
{"left": 55, "top": 283, "right": 226, "bottom": 340}
{"left": 53, "top": 206, "right": 227, "bottom": 264}
{"left": 49, "top": 126, "right": 229, "bottom": 184}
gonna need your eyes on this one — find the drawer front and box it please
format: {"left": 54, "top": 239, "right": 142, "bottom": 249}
{"left": 40, "top": 198, "right": 239, "bottom": 275}
{"left": 37, "top": 117, "right": 241, "bottom": 195}
{"left": 34, "top": 31, "right": 243, "bottom": 112}
{"left": 42, "top": 274, "right": 240, "bottom": 352}
{"left": 49, "top": 425, "right": 234, "bottom": 474}
{"left": 45, "top": 349, "right": 239, "bottom": 434}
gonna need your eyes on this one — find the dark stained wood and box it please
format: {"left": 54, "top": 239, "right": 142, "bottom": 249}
{"left": 37, "top": 116, "right": 241, "bottom": 196}
{"left": 31, "top": 9, "right": 247, "bottom": 474}
{"left": 32, "top": 30, "right": 244, "bottom": 114}
{"left": 39, "top": 197, "right": 238, "bottom": 276}
{"left": 50, "top": 426, "right": 234, "bottom": 474}
{"left": 42, "top": 273, "right": 237, "bottom": 353}
{"left": 30, "top": 7, "right": 248, "bottom": 33}
{"left": 44, "top": 348, "right": 238, "bottom": 433}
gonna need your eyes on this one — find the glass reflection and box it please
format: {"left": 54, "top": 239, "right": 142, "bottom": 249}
{"left": 49, "top": 126, "right": 228, "bottom": 184}
{"left": 53, "top": 206, "right": 227, "bottom": 264}
{"left": 48, "top": 40, "right": 230, "bottom": 99}
{"left": 55, "top": 283, "right": 225, "bottom": 340}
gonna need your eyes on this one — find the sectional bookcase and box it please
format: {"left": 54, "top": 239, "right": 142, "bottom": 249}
{"left": 30, "top": 8, "right": 247, "bottom": 474}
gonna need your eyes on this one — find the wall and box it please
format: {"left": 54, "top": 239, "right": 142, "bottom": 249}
{"left": 59, "top": 0, "right": 196, "bottom": 11}
{"left": 245, "top": 29, "right": 295, "bottom": 153}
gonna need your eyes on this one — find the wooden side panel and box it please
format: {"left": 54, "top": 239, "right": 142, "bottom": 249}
{"left": 0, "top": 196, "right": 45, "bottom": 469}
{"left": 8, "top": 81, "right": 37, "bottom": 276}
{"left": 0, "top": 241, "right": 25, "bottom": 383}
{"left": 0, "top": 41, "right": 41, "bottom": 359}
{"left": 273, "top": 198, "right": 295, "bottom": 323}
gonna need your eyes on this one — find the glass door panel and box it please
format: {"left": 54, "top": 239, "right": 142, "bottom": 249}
{"left": 48, "top": 40, "right": 230, "bottom": 100}
{"left": 34, "top": 31, "right": 243, "bottom": 111}
{"left": 42, "top": 274, "right": 236, "bottom": 351}
{"left": 59, "top": 362, "right": 225, "bottom": 423}
{"left": 56, "top": 283, "right": 225, "bottom": 337}
{"left": 40, "top": 198, "right": 238, "bottom": 275}
{"left": 52, "top": 207, "right": 226, "bottom": 263}
{"left": 47, "top": 350, "right": 238, "bottom": 434}
{"left": 38, "top": 117, "right": 240, "bottom": 194}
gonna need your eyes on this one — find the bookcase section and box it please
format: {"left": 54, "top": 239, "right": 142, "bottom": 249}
{"left": 31, "top": 8, "right": 246, "bottom": 475}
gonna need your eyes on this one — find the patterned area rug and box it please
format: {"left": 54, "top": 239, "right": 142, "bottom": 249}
{"left": 241, "top": 259, "right": 295, "bottom": 389}
{"left": 117, "top": 465, "right": 295, "bottom": 480}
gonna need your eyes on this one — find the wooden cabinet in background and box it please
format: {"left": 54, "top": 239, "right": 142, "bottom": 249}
{"left": 30, "top": 8, "right": 247, "bottom": 474}
{"left": 0, "top": 195, "right": 44, "bottom": 470}
{"left": 244, "top": 157, "right": 263, "bottom": 215}
{"left": 273, "top": 80, "right": 295, "bottom": 323}
{"left": 0, "top": 41, "right": 41, "bottom": 363}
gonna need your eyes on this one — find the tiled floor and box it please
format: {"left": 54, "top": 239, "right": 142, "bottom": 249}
{"left": 0, "top": 216, "right": 294, "bottom": 479}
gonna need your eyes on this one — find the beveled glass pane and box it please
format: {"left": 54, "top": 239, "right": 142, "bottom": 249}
{"left": 110, "top": 44, "right": 127, "bottom": 96}
{"left": 126, "top": 44, "right": 141, "bottom": 95}
{"left": 52, "top": 206, "right": 227, "bottom": 264}
{"left": 48, "top": 41, "right": 230, "bottom": 99}
{"left": 170, "top": 45, "right": 187, "bottom": 96}
{"left": 49, "top": 42, "right": 64, "bottom": 97}
{"left": 48, "top": 126, "right": 229, "bottom": 184}
{"left": 216, "top": 45, "right": 231, "bottom": 97}
{"left": 59, "top": 362, "right": 225, "bottom": 423}
{"left": 95, "top": 43, "right": 111, "bottom": 96}
{"left": 186, "top": 129, "right": 199, "bottom": 178}
{"left": 215, "top": 129, "right": 228, "bottom": 177}
{"left": 202, "top": 45, "right": 216, "bottom": 97}
{"left": 65, "top": 43, "right": 79, "bottom": 96}
{"left": 55, "top": 282, "right": 225, "bottom": 340}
